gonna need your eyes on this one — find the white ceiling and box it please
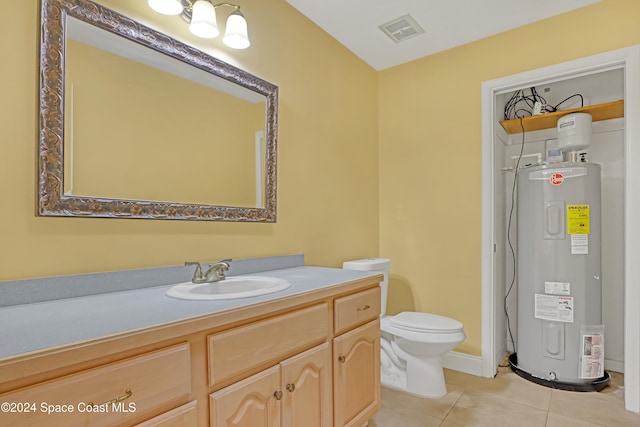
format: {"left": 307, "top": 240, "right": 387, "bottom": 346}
{"left": 285, "top": 0, "right": 601, "bottom": 71}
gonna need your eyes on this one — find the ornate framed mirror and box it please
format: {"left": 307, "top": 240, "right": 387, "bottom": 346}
{"left": 38, "top": 0, "right": 278, "bottom": 221}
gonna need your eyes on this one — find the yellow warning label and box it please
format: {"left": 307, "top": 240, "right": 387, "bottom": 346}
{"left": 567, "top": 205, "right": 590, "bottom": 234}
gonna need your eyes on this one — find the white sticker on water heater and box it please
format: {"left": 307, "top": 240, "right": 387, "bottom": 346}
{"left": 571, "top": 234, "right": 589, "bottom": 254}
{"left": 544, "top": 281, "right": 571, "bottom": 295}
{"left": 534, "top": 294, "right": 574, "bottom": 323}
{"left": 580, "top": 328, "right": 605, "bottom": 379}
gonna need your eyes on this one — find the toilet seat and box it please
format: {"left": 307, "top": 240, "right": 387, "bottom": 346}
{"left": 390, "top": 312, "right": 464, "bottom": 334}
{"left": 381, "top": 312, "right": 466, "bottom": 344}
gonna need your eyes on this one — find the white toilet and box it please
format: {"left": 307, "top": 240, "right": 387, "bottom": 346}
{"left": 343, "top": 258, "right": 465, "bottom": 398}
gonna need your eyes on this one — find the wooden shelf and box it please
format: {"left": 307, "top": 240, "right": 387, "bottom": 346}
{"left": 499, "top": 99, "right": 624, "bottom": 134}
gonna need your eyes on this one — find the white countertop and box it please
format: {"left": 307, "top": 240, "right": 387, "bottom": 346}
{"left": 0, "top": 266, "right": 378, "bottom": 359}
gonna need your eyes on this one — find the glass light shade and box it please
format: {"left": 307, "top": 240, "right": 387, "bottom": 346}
{"left": 189, "top": 0, "right": 219, "bottom": 39}
{"left": 223, "top": 11, "right": 250, "bottom": 49}
{"left": 148, "top": 0, "right": 183, "bottom": 16}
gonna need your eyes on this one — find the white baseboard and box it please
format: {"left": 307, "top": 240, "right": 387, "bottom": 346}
{"left": 605, "top": 358, "right": 624, "bottom": 373}
{"left": 443, "top": 351, "right": 483, "bottom": 377}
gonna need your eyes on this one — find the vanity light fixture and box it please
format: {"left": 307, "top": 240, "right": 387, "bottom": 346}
{"left": 147, "top": 0, "right": 250, "bottom": 49}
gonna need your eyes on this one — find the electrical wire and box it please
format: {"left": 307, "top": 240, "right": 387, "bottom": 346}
{"left": 554, "top": 93, "right": 584, "bottom": 111}
{"left": 503, "top": 87, "right": 584, "bottom": 120}
{"left": 504, "top": 88, "right": 541, "bottom": 120}
{"left": 503, "top": 116, "right": 526, "bottom": 361}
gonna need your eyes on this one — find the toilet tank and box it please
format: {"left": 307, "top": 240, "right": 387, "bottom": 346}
{"left": 342, "top": 258, "right": 391, "bottom": 315}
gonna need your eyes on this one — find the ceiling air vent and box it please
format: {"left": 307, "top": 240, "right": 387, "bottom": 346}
{"left": 378, "top": 14, "right": 425, "bottom": 43}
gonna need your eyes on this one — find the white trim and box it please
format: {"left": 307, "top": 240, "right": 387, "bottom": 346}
{"left": 481, "top": 45, "right": 640, "bottom": 413}
{"left": 481, "top": 80, "right": 499, "bottom": 377}
{"left": 622, "top": 45, "right": 640, "bottom": 413}
{"left": 605, "top": 358, "right": 625, "bottom": 374}
{"left": 443, "top": 351, "right": 483, "bottom": 377}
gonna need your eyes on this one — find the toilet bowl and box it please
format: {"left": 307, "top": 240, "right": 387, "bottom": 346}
{"left": 343, "top": 258, "right": 466, "bottom": 398}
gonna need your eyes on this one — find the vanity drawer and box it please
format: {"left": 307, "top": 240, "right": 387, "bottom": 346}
{"left": 334, "top": 286, "right": 381, "bottom": 335}
{"left": 135, "top": 400, "right": 198, "bottom": 426}
{"left": 208, "top": 303, "right": 329, "bottom": 386}
{"left": 0, "top": 343, "right": 191, "bottom": 427}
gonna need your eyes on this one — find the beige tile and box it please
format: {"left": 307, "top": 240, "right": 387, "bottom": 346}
{"left": 371, "top": 385, "right": 462, "bottom": 426}
{"left": 438, "top": 420, "right": 467, "bottom": 427}
{"left": 443, "top": 390, "right": 547, "bottom": 427}
{"left": 546, "top": 413, "right": 604, "bottom": 427}
{"left": 549, "top": 387, "right": 640, "bottom": 427}
{"left": 369, "top": 408, "right": 441, "bottom": 427}
{"left": 459, "top": 367, "right": 552, "bottom": 411}
{"left": 375, "top": 368, "right": 639, "bottom": 427}
{"left": 599, "top": 370, "right": 625, "bottom": 400}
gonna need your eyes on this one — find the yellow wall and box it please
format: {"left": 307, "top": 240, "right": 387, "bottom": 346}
{"left": 0, "top": 0, "right": 379, "bottom": 280}
{"left": 2, "top": 0, "right": 639, "bottom": 359}
{"left": 379, "top": 0, "right": 640, "bottom": 355}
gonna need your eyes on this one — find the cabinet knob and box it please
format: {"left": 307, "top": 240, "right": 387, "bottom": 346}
{"left": 357, "top": 305, "right": 371, "bottom": 311}
{"left": 338, "top": 355, "right": 346, "bottom": 363}
{"left": 274, "top": 390, "right": 283, "bottom": 400}
{"left": 286, "top": 383, "right": 296, "bottom": 393}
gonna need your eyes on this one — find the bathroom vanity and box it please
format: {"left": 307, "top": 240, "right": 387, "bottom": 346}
{"left": 0, "top": 258, "right": 382, "bottom": 426}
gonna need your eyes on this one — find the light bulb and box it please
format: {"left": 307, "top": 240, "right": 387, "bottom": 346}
{"left": 223, "top": 10, "right": 250, "bottom": 49}
{"left": 148, "top": 0, "right": 184, "bottom": 16}
{"left": 189, "top": 0, "right": 219, "bottom": 38}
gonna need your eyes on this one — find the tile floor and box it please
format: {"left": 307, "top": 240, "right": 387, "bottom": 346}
{"left": 370, "top": 366, "right": 640, "bottom": 427}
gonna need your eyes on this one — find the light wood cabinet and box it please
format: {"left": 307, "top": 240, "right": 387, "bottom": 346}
{"left": 207, "top": 304, "right": 329, "bottom": 387}
{"left": 210, "top": 342, "right": 332, "bottom": 427}
{"left": 134, "top": 401, "right": 198, "bottom": 426}
{"left": 332, "top": 287, "right": 381, "bottom": 427}
{"left": 210, "top": 365, "right": 281, "bottom": 427}
{"left": 206, "top": 290, "right": 380, "bottom": 427}
{"left": 280, "top": 342, "right": 333, "bottom": 427}
{"left": 0, "top": 343, "right": 191, "bottom": 427}
{"left": 0, "top": 273, "right": 382, "bottom": 426}
{"left": 334, "top": 287, "right": 381, "bottom": 335}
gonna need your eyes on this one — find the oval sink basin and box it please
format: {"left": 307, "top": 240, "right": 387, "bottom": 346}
{"left": 165, "top": 276, "right": 292, "bottom": 300}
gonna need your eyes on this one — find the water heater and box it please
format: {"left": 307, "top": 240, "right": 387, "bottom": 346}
{"left": 513, "top": 159, "right": 609, "bottom": 390}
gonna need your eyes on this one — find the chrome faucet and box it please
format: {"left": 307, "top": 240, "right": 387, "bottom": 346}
{"left": 185, "top": 259, "right": 231, "bottom": 283}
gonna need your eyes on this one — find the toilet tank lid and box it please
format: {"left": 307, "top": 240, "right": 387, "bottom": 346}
{"left": 390, "top": 312, "right": 464, "bottom": 333}
{"left": 342, "top": 258, "right": 391, "bottom": 271}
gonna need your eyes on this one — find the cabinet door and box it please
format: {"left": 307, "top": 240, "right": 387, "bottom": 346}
{"left": 210, "top": 365, "right": 281, "bottom": 427}
{"left": 280, "top": 342, "right": 332, "bottom": 427}
{"left": 333, "top": 319, "right": 380, "bottom": 427}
